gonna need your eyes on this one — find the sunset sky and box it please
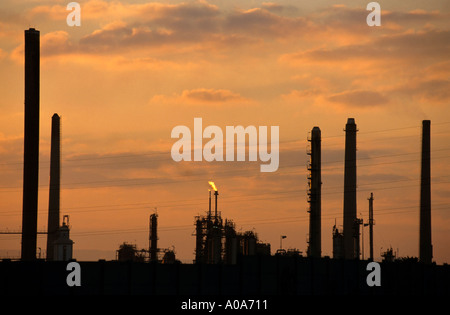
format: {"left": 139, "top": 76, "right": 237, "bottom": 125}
{"left": 0, "top": 0, "right": 449, "bottom": 264}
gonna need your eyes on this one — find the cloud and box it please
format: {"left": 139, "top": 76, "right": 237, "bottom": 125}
{"left": 151, "top": 88, "right": 249, "bottom": 106}
{"left": 383, "top": 9, "right": 449, "bottom": 26}
{"left": 225, "top": 7, "right": 309, "bottom": 38}
{"left": 261, "top": 3, "right": 285, "bottom": 13}
{"left": 327, "top": 90, "right": 389, "bottom": 108}
{"left": 283, "top": 29, "right": 450, "bottom": 64}
{"left": 181, "top": 88, "right": 243, "bottom": 103}
{"left": 281, "top": 89, "right": 323, "bottom": 102}
{"left": 38, "top": 1, "right": 310, "bottom": 56}
{"left": 392, "top": 79, "right": 450, "bottom": 104}
{"left": 74, "top": 1, "right": 222, "bottom": 54}
{"left": 41, "top": 30, "right": 73, "bottom": 56}
{"left": 10, "top": 30, "right": 73, "bottom": 61}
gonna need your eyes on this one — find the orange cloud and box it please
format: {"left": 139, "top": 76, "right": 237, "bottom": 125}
{"left": 327, "top": 90, "right": 389, "bottom": 108}
{"left": 181, "top": 88, "right": 243, "bottom": 103}
{"left": 41, "top": 30, "right": 73, "bottom": 56}
{"left": 151, "top": 88, "right": 250, "bottom": 106}
{"left": 283, "top": 29, "right": 450, "bottom": 65}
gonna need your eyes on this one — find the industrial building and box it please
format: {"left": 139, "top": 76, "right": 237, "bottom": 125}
{"left": 194, "top": 183, "right": 271, "bottom": 264}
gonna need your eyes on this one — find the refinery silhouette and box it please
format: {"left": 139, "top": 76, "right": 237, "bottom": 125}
{"left": 0, "top": 28, "right": 448, "bottom": 296}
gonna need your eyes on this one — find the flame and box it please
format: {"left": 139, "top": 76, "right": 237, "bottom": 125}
{"left": 208, "top": 181, "right": 217, "bottom": 191}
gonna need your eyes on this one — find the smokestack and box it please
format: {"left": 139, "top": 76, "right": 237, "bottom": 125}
{"left": 150, "top": 213, "right": 158, "bottom": 262}
{"left": 209, "top": 181, "right": 218, "bottom": 219}
{"left": 21, "top": 28, "right": 40, "bottom": 261}
{"left": 307, "top": 126, "right": 321, "bottom": 258}
{"left": 343, "top": 118, "right": 357, "bottom": 260}
{"left": 420, "top": 120, "right": 432, "bottom": 264}
{"left": 46, "top": 114, "right": 60, "bottom": 261}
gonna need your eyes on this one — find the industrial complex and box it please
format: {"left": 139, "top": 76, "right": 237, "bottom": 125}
{"left": 0, "top": 28, "right": 449, "bottom": 295}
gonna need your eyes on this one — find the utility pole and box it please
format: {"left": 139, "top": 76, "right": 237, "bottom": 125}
{"left": 368, "top": 192, "right": 375, "bottom": 261}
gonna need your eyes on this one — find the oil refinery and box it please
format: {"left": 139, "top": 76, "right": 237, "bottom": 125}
{"left": 0, "top": 28, "right": 449, "bottom": 296}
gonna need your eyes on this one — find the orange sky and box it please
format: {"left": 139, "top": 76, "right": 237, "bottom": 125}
{"left": 0, "top": 0, "right": 449, "bottom": 264}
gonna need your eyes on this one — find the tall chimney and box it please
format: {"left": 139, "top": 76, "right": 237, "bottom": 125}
{"left": 343, "top": 118, "right": 357, "bottom": 260}
{"left": 307, "top": 126, "right": 321, "bottom": 258}
{"left": 420, "top": 120, "right": 432, "bottom": 264}
{"left": 46, "top": 114, "right": 61, "bottom": 261}
{"left": 21, "top": 28, "right": 40, "bottom": 261}
{"left": 149, "top": 213, "right": 158, "bottom": 262}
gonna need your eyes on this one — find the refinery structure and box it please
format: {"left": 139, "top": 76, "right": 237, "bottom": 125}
{"left": 0, "top": 28, "right": 438, "bottom": 265}
{"left": 0, "top": 28, "right": 449, "bottom": 295}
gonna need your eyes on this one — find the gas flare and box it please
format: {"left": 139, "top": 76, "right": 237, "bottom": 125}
{"left": 208, "top": 181, "right": 217, "bottom": 191}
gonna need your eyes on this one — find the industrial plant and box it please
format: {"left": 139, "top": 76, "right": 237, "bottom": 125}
{"left": 0, "top": 28, "right": 449, "bottom": 295}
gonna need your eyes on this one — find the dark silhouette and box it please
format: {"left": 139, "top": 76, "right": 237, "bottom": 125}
{"left": 21, "top": 28, "right": 40, "bottom": 261}
{"left": 420, "top": 120, "right": 432, "bottom": 264}
{"left": 46, "top": 114, "right": 61, "bottom": 261}
{"left": 307, "top": 126, "right": 321, "bottom": 258}
{"left": 343, "top": 118, "right": 358, "bottom": 259}
{"left": 149, "top": 212, "right": 158, "bottom": 262}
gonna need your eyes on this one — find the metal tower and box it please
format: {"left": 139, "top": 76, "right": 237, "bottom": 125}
{"left": 368, "top": 192, "right": 375, "bottom": 261}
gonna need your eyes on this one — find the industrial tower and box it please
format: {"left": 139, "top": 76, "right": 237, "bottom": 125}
{"left": 46, "top": 114, "right": 61, "bottom": 261}
{"left": 343, "top": 118, "right": 358, "bottom": 260}
{"left": 21, "top": 28, "right": 40, "bottom": 261}
{"left": 149, "top": 212, "right": 158, "bottom": 262}
{"left": 420, "top": 120, "right": 432, "bottom": 264}
{"left": 307, "top": 126, "right": 321, "bottom": 258}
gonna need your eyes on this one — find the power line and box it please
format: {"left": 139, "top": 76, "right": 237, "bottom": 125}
{"left": 3, "top": 202, "right": 448, "bottom": 240}
{"left": 1, "top": 121, "right": 449, "bottom": 168}
{"left": 0, "top": 145, "right": 449, "bottom": 192}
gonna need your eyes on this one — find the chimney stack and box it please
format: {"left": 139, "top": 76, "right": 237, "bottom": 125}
{"left": 420, "top": 120, "right": 432, "bottom": 264}
{"left": 343, "top": 118, "right": 357, "bottom": 260}
{"left": 46, "top": 114, "right": 61, "bottom": 261}
{"left": 21, "top": 28, "right": 40, "bottom": 261}
{"left": 150, "top": 213, "right": 158, "bottom": 262}
{"left": 307, "top": 126, "right": 321, "bottom": 258}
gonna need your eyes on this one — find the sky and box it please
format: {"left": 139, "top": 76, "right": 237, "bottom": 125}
{"left": 0, "top": 0, "right": 449, "bottom": 264}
